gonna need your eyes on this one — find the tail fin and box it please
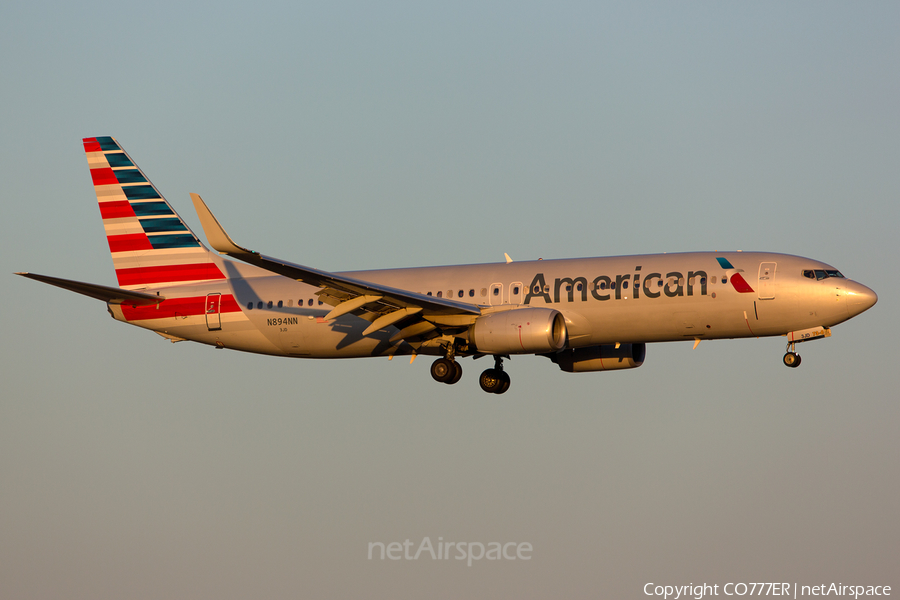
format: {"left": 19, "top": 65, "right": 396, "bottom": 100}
{"left": 83, "top": 136, "right": 226, "bottom": 290}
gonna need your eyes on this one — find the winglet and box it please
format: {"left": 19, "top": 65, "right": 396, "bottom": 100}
{"left": 504, "top": 253, "right": 513, "bottom": 263}
{"left": 190, "top": 193, "right": 256, "bottom": 256}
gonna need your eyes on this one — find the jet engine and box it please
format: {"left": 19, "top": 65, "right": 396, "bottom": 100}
{"left": 470, "top": 308, "right": 567, "bottom": 355}
{"left": 550, "top": 343, "right": 646, "bottom": 372}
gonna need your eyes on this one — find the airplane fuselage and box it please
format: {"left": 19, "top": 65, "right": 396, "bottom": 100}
{"left": 107, "top": 251, "right": 873, "bottom": 360}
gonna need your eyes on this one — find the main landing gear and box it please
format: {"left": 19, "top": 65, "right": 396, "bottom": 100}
{"left": 431, "top": 357, "right": 463, "bottom": 385}
{"left": 430, "top": 354, "right": 511, "bottom": 394}
{"left": 479, "top": 356, "right": 511, "bottom": 395}
{"left": 783, "top": 341, "right": 801, "bottom": 368}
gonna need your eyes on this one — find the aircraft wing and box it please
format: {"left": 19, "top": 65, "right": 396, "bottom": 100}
{"left": 15, "top": 272, "right": 165, "bottom": 305}
{"left": 190, "top": 194, "right": 482, "bottom": 338}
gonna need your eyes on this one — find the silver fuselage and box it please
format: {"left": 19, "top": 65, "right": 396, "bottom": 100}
{"left": 108, "top": 251, "right": 877, "bottom": 359}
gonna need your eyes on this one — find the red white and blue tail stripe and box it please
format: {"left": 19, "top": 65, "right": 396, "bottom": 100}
{"left": 84, "top": 136, "right": 226, "bottom": 290}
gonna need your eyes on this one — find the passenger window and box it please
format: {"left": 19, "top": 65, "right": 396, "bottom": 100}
{"left": 437, "top": 291, "right": 442, "bottom": 298}
{"left": 288, "top": 299, "right": 293, "bottom": 307}
{"left": 469, "top": 289, "right": 474, "bottom": 297}
{"left": 257, "top": 301, "right": 263, "bottom": 309}
{"left": 712, "top": 276, "right": 717, "bottom": 284}
{"left": 318, "top": 300, "right": 323, "bottom": 305}
{"left": 308, "top": 299, "right": 313, "bottom": 306}
{"left": 512, "top": 286, "right": 519, "bottom": 295}
{"left": 480, "top": 288, "right": 486, "bottom": 297}
{"left": 458, "top": 290, "right": 464, "bottom": 298}
{"left": 576, "top": 282, "right": 583, "bottom": 292}
{"left": 247, "top": 302, "right": 253, "bottom": 310}
{"left": 427, "top": 291, "right": 432, "bottom": 296}
{"left": 493, "top": 288, "right": 499, "bottom": 296}
{"left": 278, "top": 300, "right": 283, "bottom": 308}
{"left": 267, "top": 301, "right": 273, "bottom": 309}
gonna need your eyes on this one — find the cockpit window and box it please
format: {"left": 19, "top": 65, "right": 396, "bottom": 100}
{"left": 803, "top": 269, "right": 845, "bottom": 281}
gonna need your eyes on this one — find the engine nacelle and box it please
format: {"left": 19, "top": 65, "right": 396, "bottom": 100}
{"left": 551, "top": 343, "right": 646, "bottom": 372}
{"left": 471, "top": 308, "right": 568, "bottom": 355}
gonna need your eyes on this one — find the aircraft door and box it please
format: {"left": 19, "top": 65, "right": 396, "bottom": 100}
{"left": 205, "top": 293, "right": 222, "bottom": 330}
{"left": 758, "top": 262, "right": 776, "bottom": 300}
{"left": 509, "top": 282, "right": 523, "bottom": 305}
{"left": 489, "top": 283, "right": 503, "bottom": 306}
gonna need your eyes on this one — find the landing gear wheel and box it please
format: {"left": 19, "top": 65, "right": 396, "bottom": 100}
{"left": 431, "top": 358, "right": 455, "bottom": 382}
{"left": 446, "top": 361, "right": 463, "bottom": 385}
{"left": 479, "top": 368, "right": 504, "bottom": 394}
{"left": 783, "top": 352, "right": 801, "bottom": 368}
{"left": 497, "top": 371, "right": 511, "bottom": 394}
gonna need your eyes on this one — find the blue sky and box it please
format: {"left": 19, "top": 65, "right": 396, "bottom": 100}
{"left": 2, "top": 2, "right": 898, "bottom": 598}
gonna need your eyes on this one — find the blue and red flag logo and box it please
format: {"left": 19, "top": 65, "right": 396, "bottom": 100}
{"left": 716, "top": 257, "right": 755, "bottom": 293}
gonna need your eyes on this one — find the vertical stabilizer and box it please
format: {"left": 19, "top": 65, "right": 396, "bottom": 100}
{"left": 83, "top": 136, "right": 225, "bottom": 290}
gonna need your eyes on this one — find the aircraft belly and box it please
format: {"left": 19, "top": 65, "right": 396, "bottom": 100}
{"left": 164, "top": 303, "right": 407, "bottom": 358}
{"left": 299, "top": 315, "right": 410, "bottom": 358}
{"left": 565, "top": 294, "right": 785, "bottom": 344}
{"left": 239, "top": 312, "right": 408, "bottom": 358}
{"left": 112, "top": 305, "right": 287, "bottom": 355}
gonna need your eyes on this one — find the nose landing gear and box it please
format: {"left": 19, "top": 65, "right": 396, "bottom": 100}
{"left": 783, "top": 341, "right": 801, "bottom": 368}
{"left": 479, "top": 356, "right": 511, "bottom": 394}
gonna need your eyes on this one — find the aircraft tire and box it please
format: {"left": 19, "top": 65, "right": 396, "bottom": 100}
{"left": 445, "top": 361, "right": 463, "bottom": 385}
{"left": 497, "top": 371, "right": 511, "bottom": 394}
{"left": 479, "top": 368, "right": 503, "bottom": 393}
{"left": 431, "top": 358, "right": 455, "bottom": 382}
{"left": 783, "top": 352, "right": 801, "bottom": 368}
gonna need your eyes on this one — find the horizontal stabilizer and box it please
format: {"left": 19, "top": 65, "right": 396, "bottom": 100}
{"left": 15, "top": 272, "right": 165, "bottom": 305}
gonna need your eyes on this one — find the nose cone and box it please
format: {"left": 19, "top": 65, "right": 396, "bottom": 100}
{"left": 844, "top": 281, "right": 878, "bottom": 317}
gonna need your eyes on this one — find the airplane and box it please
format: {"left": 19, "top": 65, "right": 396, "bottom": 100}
{"left": 17, "top": 136, "right": 878, "bottom": 394}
